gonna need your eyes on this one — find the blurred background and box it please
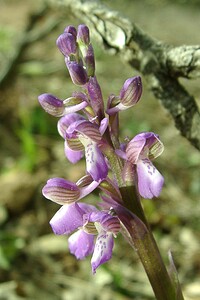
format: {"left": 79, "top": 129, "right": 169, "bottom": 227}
{"left": 0, "top": 0, "right": 199, "bottom": 299}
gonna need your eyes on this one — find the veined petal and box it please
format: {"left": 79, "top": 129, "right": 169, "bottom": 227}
{"left": 131, "top": 132, "right": 164, "bottom": 160}
{"left": 42, "top": 178, "right": 80, "bottom": 204}
{"left": 148, "top": 135, "right": 164, "bottom": 160}
{"left": 68, "top": 229, "right": 95, "bottom": 259}
{"left": 91, "top": 232, "right": 114, "bottom": 274}
{"left": 57, "top": 113, "right": 85, "bottom": 139}
{"left": 89, "top": 211, "right": 120, "bottom": 235}
{"left": 64, "top": 140, "right": 83, "bottom": 163}
{"left": 119, "top": 76, "right": 142, "bottom": 106}
{"left": 75, "top": 121, "right": 102, "bottom": 143}
{"left": 50, "top": 203, "right": 84, "bottom": 235}
{"left": 137, "top": 159, "right": 164, "bottom": 199}
{"left": 38, "top": 93, "right": 64, "bottom": 117}
{"left": 126, "top": 137, "right": 146, "bottom": 164}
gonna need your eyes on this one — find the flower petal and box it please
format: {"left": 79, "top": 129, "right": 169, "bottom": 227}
{"left": 68, "top": 229, "right": 94, "bottom": 259}
{"left": 64, "top": 140, "right": 83, "bottom": 163}
{"left": 50, "top": 203, "right": 84, "bottom": 235}
{"left": 38, "top": 93, "right": 64, "bottom": 117}
{"left": 42, "top": 178, "right": 80, "bottom": 204}
{"left": 91, "top": 232, "right": 114, "bottom": 273}
{"left": 83, "top": 141, "right": 108, "bottom": 181}
{"left": 126, "top": 136, "right": 146, "bottom": 164}
{"left": 137, "top": 159, "right": 164, "bottom": 198}
{"left": 99, "top": 117, "right": 108, "bottom": 135}
{"left": 57, "top": 113, "right": 85, "bottom": 139}
{"left": 89, "top": 211, "right": 120, "bottom": 235}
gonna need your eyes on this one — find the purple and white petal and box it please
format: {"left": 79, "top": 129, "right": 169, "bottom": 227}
{"left": 50, "top": 203, "right": 84, "bottom": 235}
{"left": 79, "top": 180, "right": 100, "bottom": 199}
{"left": 63, "top": 100, "right": 88, "bottom": 114}
{"left": 136, "top": 159, "right": 164, "bottom": 199}
{"left": 82, "top": 140, "right": 108, "bottom": 181}
{"left": 68, "top": 229, "right": 95, "bottom": 259}
{"left": 91, "top": 232, "right": 114, "bottom": 274}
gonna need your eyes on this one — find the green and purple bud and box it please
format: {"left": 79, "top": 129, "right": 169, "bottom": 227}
{"left": 38, "top": 93, "right": 65, "bottom": 117}
{"left": 107, "top": 76, "right": 142, "bottom": 115}
{"left": 64, "top": 25, "right": 77, "bottom": 37}
{"left": 87, "top": 76, "right": 104, "bottom": 120}
{"left": 66, "top": 61, "right": 88, "bottom": 86}
{"left": 77, "top": 24, "right": 90, "bottom": 46}
{"left": 85, "top": 44, "right": 95, "bottom": 76}
{"left": 56, "top": 32, "right": 77, "bottom": 57}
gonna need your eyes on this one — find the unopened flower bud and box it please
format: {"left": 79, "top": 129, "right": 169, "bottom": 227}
{"left": 38, "top": 93, "right": 64, "bottom": 116}
{"left": 56, "top": 33, "right": 77, "bottom": 57}
{"left": 64, "top": 25, "right": 77, "bottom": 37}
{"left": 120, "top": 75, "right": 142, "bottom": 106}
{"left": 106, "top": 76, "right": 142, "bottom": 115}
{"left": 77, "top": 24, "right": 90, "bottom": 45}
{"left": 85, "top": 44, "right": 95, "bottom": 76}
{"left": 66, "top": 60, "right": 88, "bottom": 86}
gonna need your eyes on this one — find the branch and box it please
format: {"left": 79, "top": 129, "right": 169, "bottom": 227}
{"left": 0, "top": 5, "right": 61, "bottom": 89}
{"left": 49, "top": 0, "right": 200, "bottom": 150}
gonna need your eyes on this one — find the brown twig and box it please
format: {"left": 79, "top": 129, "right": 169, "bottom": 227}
{"left": 0, "top": 5, "right": 60, "bottom": 89}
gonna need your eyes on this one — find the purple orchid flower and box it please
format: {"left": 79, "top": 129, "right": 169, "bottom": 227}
{"left": 49, "top": 202, "right": 121, "bottom": 273}
{"left": 117, "top": 132, "right": 164, "bottom": 199}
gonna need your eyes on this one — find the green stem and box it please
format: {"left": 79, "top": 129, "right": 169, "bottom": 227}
{"left": 102, "top": 149, "right": 184, "bottom": 300}
{"left": 116, "top": 193, "right": 185, "bottom": 300}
